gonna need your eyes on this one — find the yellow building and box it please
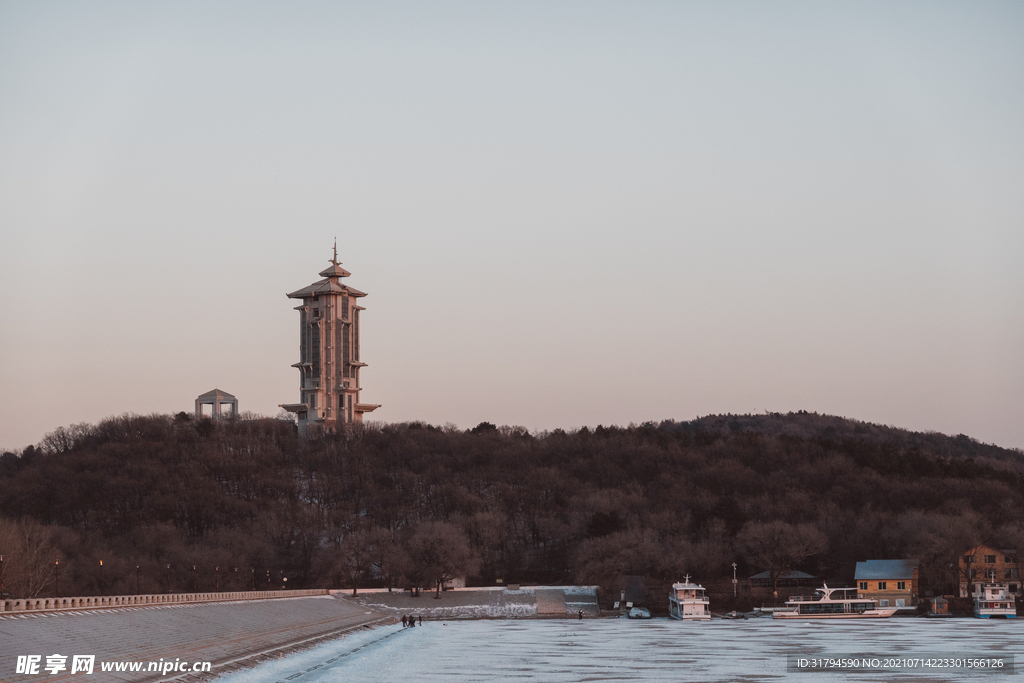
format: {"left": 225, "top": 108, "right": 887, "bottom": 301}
{"left": 855, "top": 559, "right": 919, "bottom": 608}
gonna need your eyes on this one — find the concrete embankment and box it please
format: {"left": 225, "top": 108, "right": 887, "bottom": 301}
{"left": 0, "top": 594, "right": 385, "bottom": 683}
{"left": 344, "top": 586, "right": 601, "bottom": 620}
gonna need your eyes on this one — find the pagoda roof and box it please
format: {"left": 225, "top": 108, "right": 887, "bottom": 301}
{"left": 288, "top": 246, "right": 367, "bottom": 299}
{"left": 319, "top": 263, "right": 352, "bottom": 278}
{"left": 287, "top": 279, "right": 367, "bottom": 299}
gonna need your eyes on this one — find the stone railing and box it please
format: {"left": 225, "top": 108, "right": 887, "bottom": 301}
{"left": 0, "top": 588, "right": 330, "bottom": 614}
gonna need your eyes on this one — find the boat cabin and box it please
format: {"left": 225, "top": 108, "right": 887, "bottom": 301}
{"left": 669, "top": 576, "right": 711, "bottom": 621}
{"left": 974, "top": 583, "right": 1017, "bottom": 618}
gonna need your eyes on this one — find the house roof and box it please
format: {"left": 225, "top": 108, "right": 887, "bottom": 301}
{"left": 964, "top": 544, "right": 1017, "bottom": 556}
{"left": 854, "top": 559, "right": 919, "bottom": 580}
{"left": 748, "top": 570, "right": 816, "bottom": 580}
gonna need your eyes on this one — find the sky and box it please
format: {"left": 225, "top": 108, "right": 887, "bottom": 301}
{"left": 1, "top": 1, "right": 1022, "bottom": 451}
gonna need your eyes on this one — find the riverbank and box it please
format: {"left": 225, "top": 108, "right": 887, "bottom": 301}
{"left": 341, "top": 585, "right": 601, "bottom": 620}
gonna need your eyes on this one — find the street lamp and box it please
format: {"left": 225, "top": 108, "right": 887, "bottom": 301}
{"left": 215, "top": 567, "right": 219, "bottom": 592}
{"left": 732, "top": 562, "right": 738, "bottom": 598}
{"left": 55, "top": 560, "right": 60, "bottom": 598}
{"left": 136, "top": 565, "right": 141, "bottom": 596}
{"left": 250, "top": 568, "right": 255, "bottom": 591}
{"left": 165, "top": 564, "right": 171, "bottom": 594}
{"left": 192, "top": 565, "right": 197, "bottom": 593}
{"left": 0, "top": 555, "right": 5, "bottom": 601}
{"left": 99, "top": 560, "right": 104, "bottom": 596}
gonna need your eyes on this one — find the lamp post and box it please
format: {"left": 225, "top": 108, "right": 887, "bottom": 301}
{"left": 250, "top": 568, "right": 255, "bottom": 591}
{"left": 192, "top": 565, "right": 197, "bottom": 593}
{"left": 0, "top": 554, "right": 5, "bottom": 601}
{"left": 99, "top": 560, "right": 104, "bottom": 596}
{"left": 55, "top": 560, "right": 60, "bottom": 599}
{"left": 136, "top": 565, "right": 140, "bottom": 595}
{"left": 732, "top": 562, "right": 738, "bottom": 598}
{"left": 165, "top": 564, "right": 171, "bottom": 594}
{"left": 215, "top": 567, "right": 219, "bottom": 592}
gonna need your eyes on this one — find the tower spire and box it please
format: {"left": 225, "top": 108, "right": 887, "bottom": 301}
{"left": 331, "top": 238, "right": 339, "bottom": 267}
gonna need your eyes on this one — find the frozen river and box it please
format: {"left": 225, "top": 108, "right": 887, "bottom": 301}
{"left": 215, "top": 617, "right": 1021, "bottom": 682}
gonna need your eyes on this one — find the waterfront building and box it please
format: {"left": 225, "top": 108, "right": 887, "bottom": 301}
{"left": 280, "top": 246, "right": 379, "bottom": 435}
{"left": 959, "top": 544, "right": 1020, "bottom": 597}
{"left": 747, "top": 570, "right": 817, "bottom": 597}
{"left": 855, "top": 559, "right": 919, "bottom": 607}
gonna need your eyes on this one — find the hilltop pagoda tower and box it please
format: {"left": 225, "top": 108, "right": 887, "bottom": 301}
{"left": 280, "top": 245, "right": 379, "bottom": 434}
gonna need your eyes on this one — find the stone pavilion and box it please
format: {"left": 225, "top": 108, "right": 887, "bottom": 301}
{"left": 195, "top": 389, "right": 238, "bottom": 419}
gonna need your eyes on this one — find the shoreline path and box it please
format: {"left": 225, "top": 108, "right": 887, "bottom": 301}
{"left": 0, "top": 594, "right": 386, "bottom": 683}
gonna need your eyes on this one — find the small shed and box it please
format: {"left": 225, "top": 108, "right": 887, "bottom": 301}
{"left": 929, "top": 597, "right": 950, "bottom": 616}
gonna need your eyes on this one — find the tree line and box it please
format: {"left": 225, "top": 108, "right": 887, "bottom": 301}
{"left": 1, "top": 411, "right": 1022, "bottom": 602}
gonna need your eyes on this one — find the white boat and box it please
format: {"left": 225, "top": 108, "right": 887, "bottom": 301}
{"left": 628, "top": 606, "right": 652, "bottom": 619}
{"left": 669, "top": 576, "right": 710, "bottom": 621}
{"left": 773, "top": 584, "right": 897, "bottom": 619}
{"left": 974, "top": 583, "right": 1017, "bottom": 618}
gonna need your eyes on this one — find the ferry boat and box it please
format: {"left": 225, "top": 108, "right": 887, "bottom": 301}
{"left": 974, "top": 583, "right": 1017, "bottom": 618}
{"left": 669, "top": 576, "right": 710, "bottom": 621}
{"left": 773, "top": 584, "right": 898, "bottom": 619}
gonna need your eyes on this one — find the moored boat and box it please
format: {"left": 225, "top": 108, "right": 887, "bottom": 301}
{"left": 973, "top": 583, "right": 1017, "bottom": 618}
{"left": 669, "top": 576, "right": 711, "bottom": 621}
{"left": 773, "top": 584, "right": 897, "bottom": 619}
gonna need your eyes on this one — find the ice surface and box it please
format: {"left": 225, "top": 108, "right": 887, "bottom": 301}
{"left": 212, "top": 617, "right": 1024, "bottom": 682}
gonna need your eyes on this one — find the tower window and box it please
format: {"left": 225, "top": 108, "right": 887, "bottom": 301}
{"left": 342, "top": 323, "right": 350, "bottom": 378}
{"left": 311, "top": 324, "right": 320, "bottom": 376}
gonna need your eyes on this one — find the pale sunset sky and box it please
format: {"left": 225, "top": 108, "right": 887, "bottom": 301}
{"left": 1, "top": 1, "right": 1022, "bottom": 450}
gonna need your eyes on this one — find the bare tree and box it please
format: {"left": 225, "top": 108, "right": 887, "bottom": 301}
{"left": 573, "top": 529, "right": 686, "bottom": 590}
{"left": 335, "top": 529, "right": 376, "bottom": 596}
{"left": 0, "top": 517, "right": 63, "bottom": 599}
{"left": 737, "top": 520, "right": 827, "bottom": 597}
{"left": 365, "top": 527, "right": 406, "bottom": 592}
{"left": 406, "top": 522, "right": 478, "bottom": 599}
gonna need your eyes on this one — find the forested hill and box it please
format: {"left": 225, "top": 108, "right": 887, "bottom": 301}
{"left": 1, "top": 412, "right": 1022, "bottom": 601}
